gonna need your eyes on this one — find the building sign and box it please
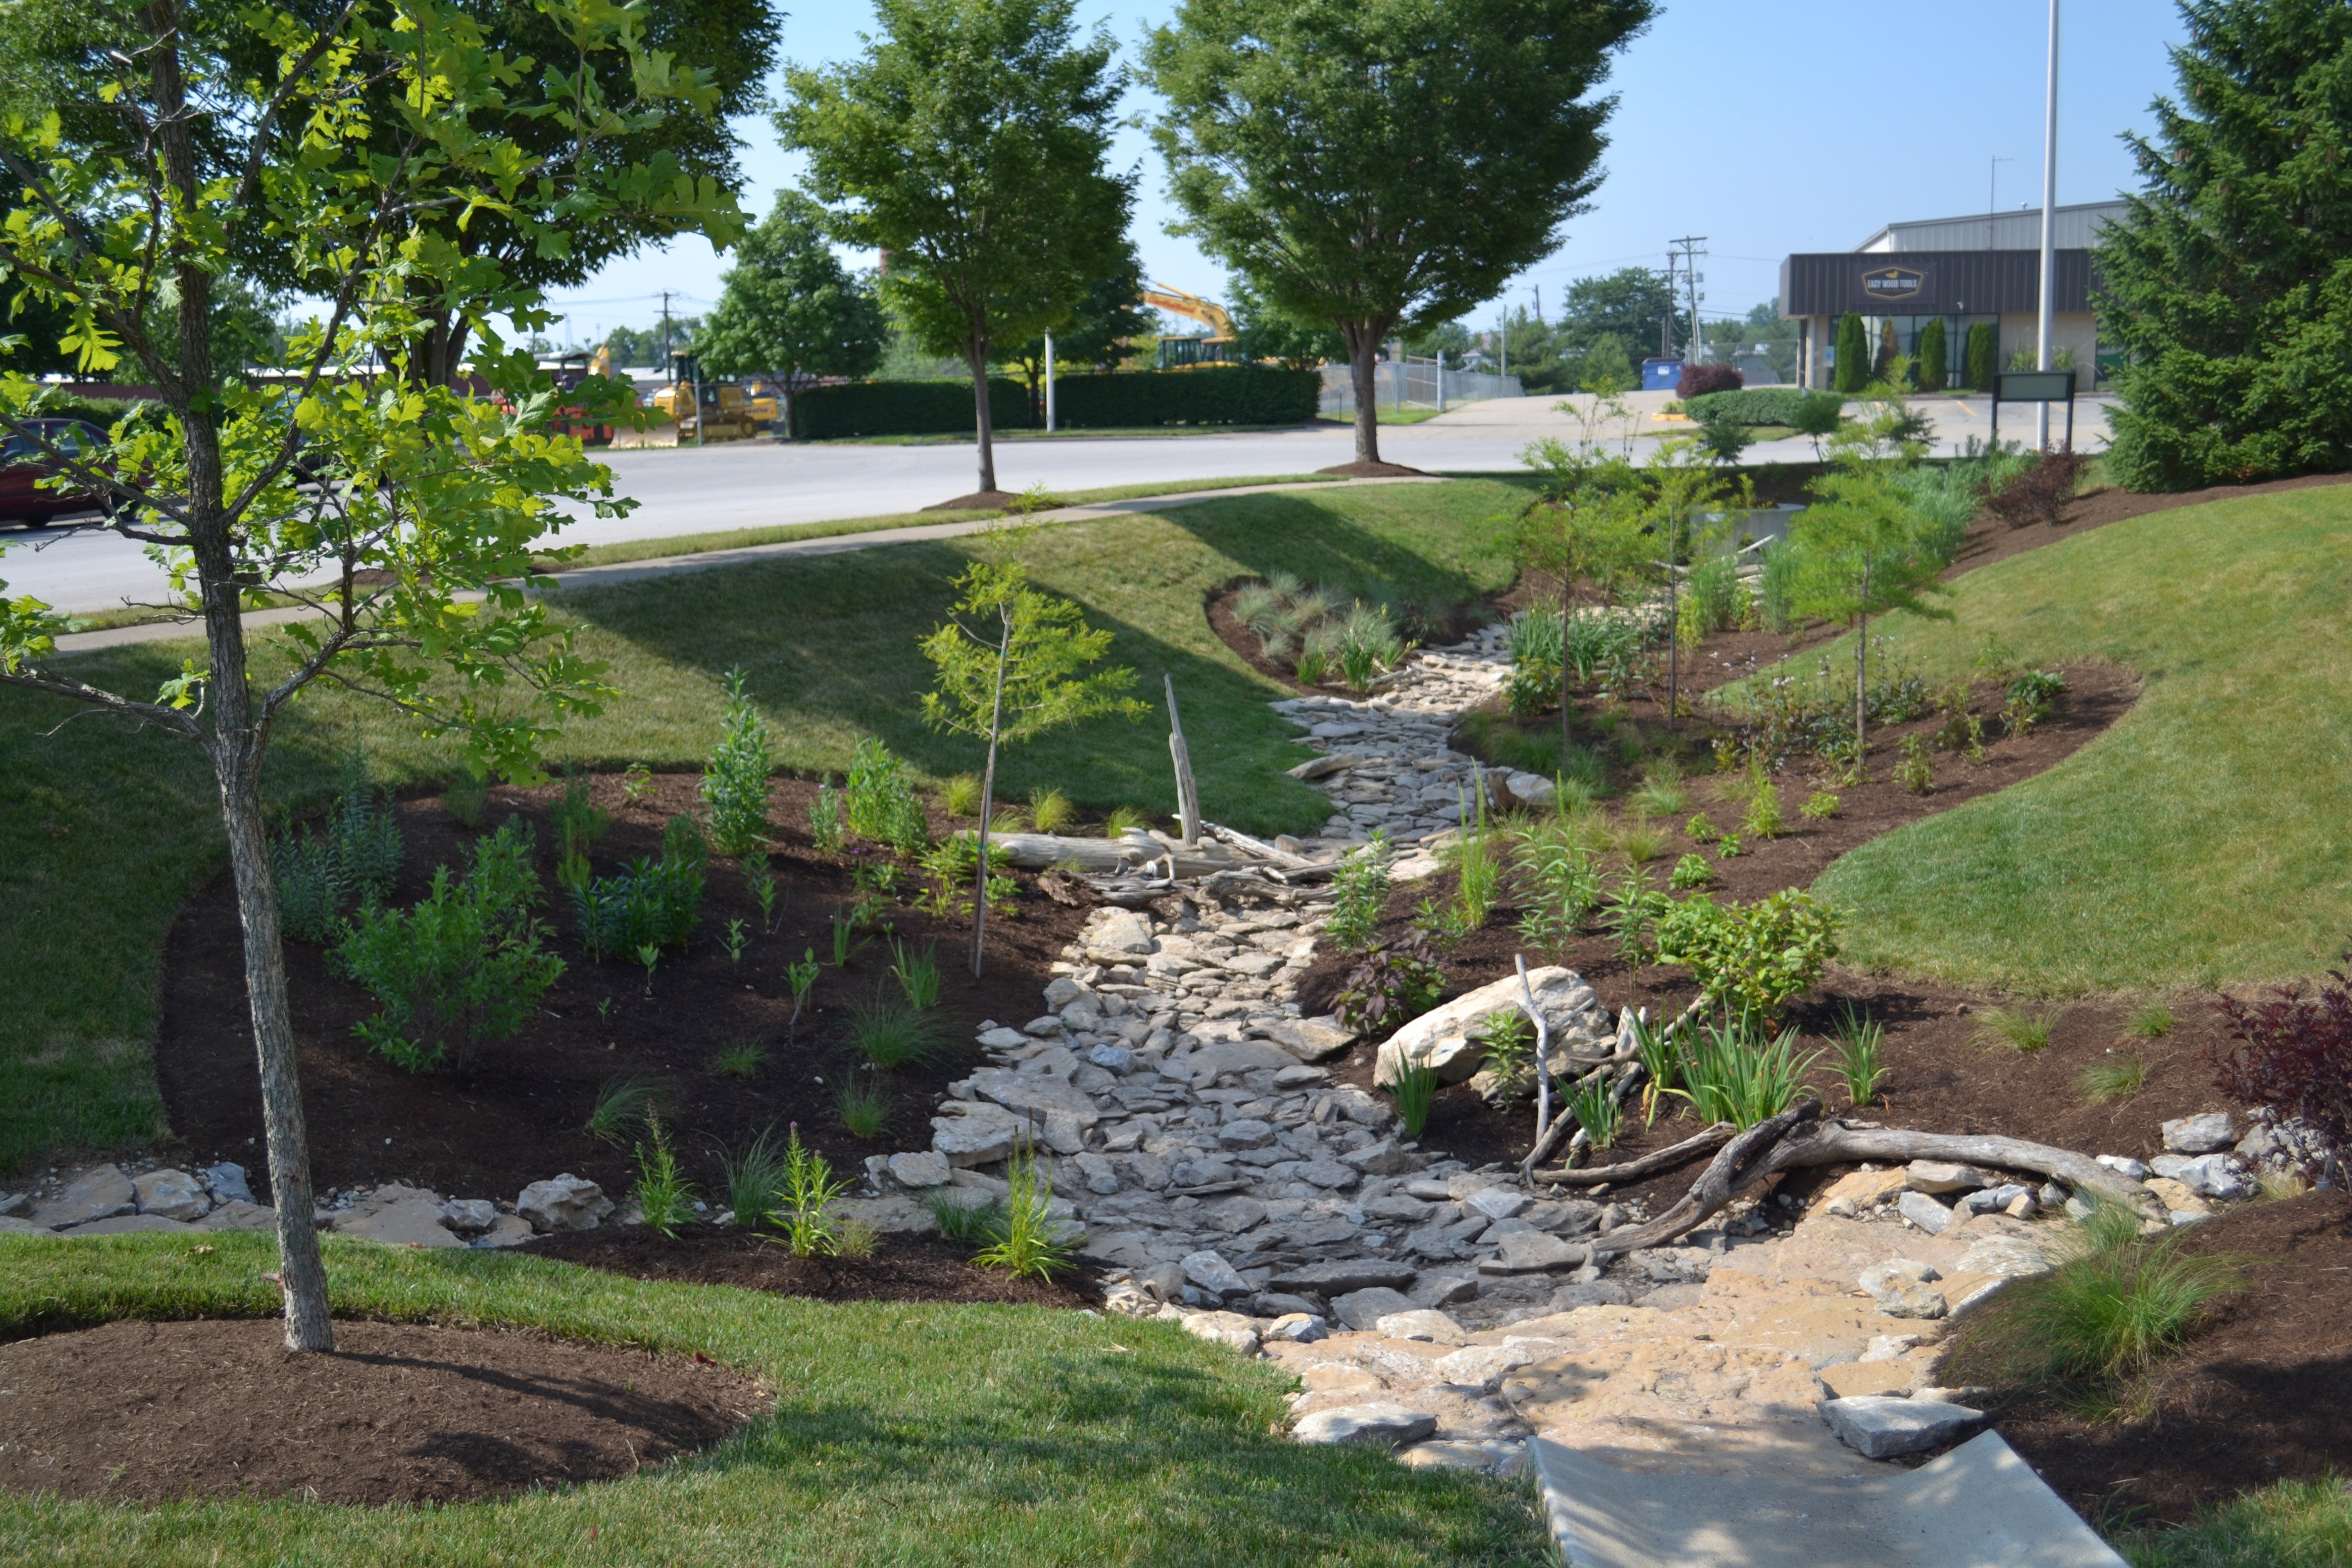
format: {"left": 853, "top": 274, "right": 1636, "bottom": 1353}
{"left": 1860, "top": 265, "right": 1926, "bottom": 302}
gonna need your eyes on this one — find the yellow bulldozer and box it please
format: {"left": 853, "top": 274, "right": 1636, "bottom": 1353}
{"left": 650, "top": 352, "right": 763, "bottom": 443}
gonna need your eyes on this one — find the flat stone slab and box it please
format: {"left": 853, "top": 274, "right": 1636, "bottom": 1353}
{"left": 1821, "top": 1395, "right": 1987, "bottom": 1460}
{"left": 29, "top": 1164, "right": 135, "bottom": 1229}
{"left": 1292, "top": 1402, "right": 1439, "bottom": 1448}
{"left": 1534, "top": 1429, "right": 2127, "bottom": 1567}
{"left": 60, "top": 1214, "right": 195, "bottom": 1236}
{"left": 966, "top": 1068, "right": 1104, "bottom": 1129}
{"left": 1269, "top": 1259, "right": 1416, "bottom": 1294}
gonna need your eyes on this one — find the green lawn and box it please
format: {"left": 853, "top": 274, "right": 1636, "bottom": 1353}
{"left": 1750, "top": 484, "right": 2352, "bottom": 994}
{"left": 0, "top": 478, "right": 1528, "bottom": 1172}
{"left": 2116, "top": 1478, "right": 2352, "bottom": 1567}
{"left": 0, "top": 1233, "right": 1553, "bottom": 1566}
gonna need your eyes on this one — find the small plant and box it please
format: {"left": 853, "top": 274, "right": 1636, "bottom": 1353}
{"left": 1668, "top": 851, "right": 1712, "bottom": 891}
{"left": 1325, "top": 832, "right": 1393, "bottom": 953}
{"left": 2080, "top": 1052, "right": 2148, "bottom": 1104}
{"left": 272, "top": 823, "right": 348, "bottom": 943}
{"left": 890, "top": 938, "right": 942, "bottom": 1010}
{"left": 1513, "top": 822, "right": 1601, "bottom": 959}
{"left": 1615, "top": 822, "right": 1667, "bottom": 865}
{"left": 2004, "top": 669, "right": 2067, "bottom": 736}
{"left": 1476, "top": 1010, "right": 1534, "bottom": 1098}
{"left": 714, "top": 1037, "right": 768, "bottom": 1080}
{"left": 923, "top": 1190, "right": 1010, "bottom": 1246}
{"left": 1630, "top": 1012, "right": 1678, "bottom": 1126}
{"left": 742, "top": 852, "right": 780, "bottom": 934}
{"left": 1931, "top": 680, "right": 1987, "bottom": 759}
{"left": 620, "top": 762, "right": 656, "bottom": 804}
{"left": 828, "top": 907, "right": 858, "bottom": 966}
{"left": 942, "top": 773, "right": 984, "bottom": 818}
{"left": 1631, "top": 774, "right": 1687, "bottom": 820}
{"left": 442, "top": 769, "right": 488, "bottom": 829}
{"left": 719, "top": 1125, "right": 788, "bottom": 1228}
{"left": 1800, "top": 790, "right": 1840, "bottom": 820}
{"left": 699, "top": 669, "right": 775, "bottom": 856}
{"left": 1294, "top": 643, "right": 1330, "bottom": 685}
{"left": 586, "top": 1076, "right": 660, "bottom": 1145}
{"left": 972, "top": 1141, "right": 1077, "bottom": 1281}
{"left": 772, "top": 1126, "right": 851, "bottom": 1258}
{"left": 1102, "top": 804, "right": 1150, "bottom": 838}
{"left": 1387, "top": 1061, "right": 1440, "bottom": 1138}
{"left": 1652, "top": 889, "right": 1843, "bottom": 1021}
{"left": 1602, "top": 865, "right": 1670, "bottom": 964}
{"left": 1333, "top": 939, "right": 1447, "bottom": 1038}
{"left": 1447, "top": 787, "right": 1502, "bottom": 932}
{"left": 331, "top": 760, "right": 404, "bottom": 904}
{"left": 635, "top": 941, "right": 660, "bottom": 996}
{"left": 1897, "top": 734, "right": 1934, "bottom": 794}
{"left": 2126, "top": 1002, "right": 2174, "bottom": 1039}
{"left": 784, "top": 948, "right": 820, "bottom": 1039}
{"left": 1562, "top": 1073, "right": 1622, "bottom": 1150}
{"left": 1831, "top": 1005, "right": 1886, "bottom": 1108}
{"left": 551, "top": 768, "right": 610, "bottom": 870}
{"left": 1714, "top": 832, "right": 1743, "bottom": 859}
{"left": 847, "top": 988, "right": 946, "bottom": 1070}
{"left": 1028, "top": 787, "right": 1077, "bottom": 835}
{"left": 723, "top": 918, "right": 750, "bottom": 963}
{"left": 664, "top": 812, "right": 709, "bottom": 870}
{"left": 1671, "top": 1011, "right": 1822, "bottom": 1129}
{"left": 808, "top": 779, "right": 847, "bottom": 854}
{"left": 1684, "top": 811, "right": 1719, "bottom": 844}
{"left": 845, "top": 737, "right": 930, "bottom": 854}
{"left": 631, "top": 1112, "right": 697, "bottom": 1238}
{"left": 836, "top": 1073, "right": 890, "bottom": 1139}
{"left": 571, "top": 853, "right": 704, "bottom": 961}
{"left": 1740, "top": 776, "right": 1786, "bottom": 840}
{"left": 1977, "top": 1005, "right": 2056, "bottom": 1052}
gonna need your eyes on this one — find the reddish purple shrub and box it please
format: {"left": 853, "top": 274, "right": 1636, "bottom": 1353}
{"left": 1676, "top": 362, "right": 1743, "bottom": 399}
{"left": 1982, "top": 450, "right": 2089, "bottom": 529}
{"left": 2210, "top": 960, "right": 2352, "bottom": 1183}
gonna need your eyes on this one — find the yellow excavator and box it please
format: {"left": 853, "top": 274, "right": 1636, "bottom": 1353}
{"left": 1141, "top": 283, "right": 1238, "bottom": 369}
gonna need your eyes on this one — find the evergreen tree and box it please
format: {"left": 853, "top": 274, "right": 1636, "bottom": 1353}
{"left": 1917, "top": 317, "right": 1947, "bottom": 393}
{"left": 2100, "top": 0, "right": 2352, "bottom": 489}
{"left": 1965, "top": 323, "right": 1997, "bottom": 392}
{"left": 1833, "top": 313, "right": 1868, "bottom": 394}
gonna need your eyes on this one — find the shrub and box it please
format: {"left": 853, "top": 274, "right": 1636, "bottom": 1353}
{"left": 1334, "top": 939, "right": 1446, "bottom": 1038}
{"left": 332, "top": 762, "right": 403, "bottom": 903}
{"left": 1052, "top": 365, "right": 1320, "bottom": 428}
{"left": 1977, "top": 1006, "right": 2055, "bottom": 1052}
{"left": 1652, "top": 889, "right": 1842, "bottom": 1020}
{"left": 2211, "top": 959, "right": 2352, "bottom": 1183}
{"left": 1668, "top": 851, "right": 1712, "bottom": 891}
{"left": 1741, "top": 776, "right": 1786, "bottom": 840}
{"left": 1678, "top": 552, "right": 1748, "bottom": 643}
{"left": 2080, "top": 1052, "right": 2148, "bottom": 1104}
{"left": 720, "top": 1125, "right": 788, "bottom": 1227}
{"left": 700, "top": 669, "right": 775, "bottom": 857}
{"left": 972, "top": 1142, "right": 1077, "bottom": 1281}
{"left": 1562, "top": 609, "right": 1647, "bottom": 690}
{"left": 1897, "top": 734, "right": 1934, "bottom": 794}
{"left": 1944, "top": 1204, "right": 2247, "bottom": 1393}
{"left": 847, "top": 988, "right": 945, "bottom": 1070}
{"left": 1964, "top": 323, "right": 1997, "bottom": 390}
{"left": 1602, "top": 866, "right": 1671, "bottom": 963}
{"left": 2003, "top": 669, "right": 2067, "bottom": 736}
{"left": 1333, "top": 601, "right": 1406, "bottom": 693}
{"left": 1325, "top": 832, "right": 1393, "bottom": 952}
{"left": 1675, "top": 362, "right": 1742, "bottom": 399}
{"left": 1917, "top": 316, "right": 1948, "bottom": 391}
{"left": 1388, "top": 1062, "right": 1440, "bottom": 1138}
{"left": 1832, "top": 1005, "right": 1886, "bottom": 1107}
{"left": 1983, "top": 449, "right": 2088, "bottom": 529}
{"left": 1833, "top": 313, "right": 1869, "bottom": 394}
{"left": 631, "top": 1113, "right": 697, "bottom": 1238}
{"left": 845, "top": 737, "right": 928, "bottom": 853}
{"left": 1682, "top": 388, "right": 1809, "bottom": 428}
{"left": 272, "top": 824, "right": 348, "bottom": 943}
{"left": 334, "top": 822, "right": 562, "bottom": 1073}
{"left": 572, "top": 853, "right": 703, "bottom": 960}
{"left": 1447, "top": 787, "right": 1502, "bottom": 930}
{"left": 1672, "top": 1012, "right": 1821, "bottom": 1128}
{"left": 790, "top": 377, "right": 1030, "bottom": 440}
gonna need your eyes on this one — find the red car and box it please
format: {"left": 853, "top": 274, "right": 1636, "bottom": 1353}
{"left": 1, "top": 419, "right": 114, "bottom": 527}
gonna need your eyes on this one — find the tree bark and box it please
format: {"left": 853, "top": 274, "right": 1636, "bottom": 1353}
{"left": 967, "top": 333, "right": 997, "bottom": 495}
{"left": 1559, "top": 573, "right": 1574, "bottom": 755}
{"left": 971, "top": 607, "right": 1012, "bottom": 978}
{"left": 1854, "top": 601, "right": 1869, "bottom": 760}
{"left": 1338, "top": 320, "right": 1392, "bottom": 467}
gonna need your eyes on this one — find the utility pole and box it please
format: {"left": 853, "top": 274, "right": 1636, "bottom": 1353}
{"left": 658, "top": 290, "right": 673, "bottom": 363}
{"left": 2036, "top": 0, "right": 2061, "bottom": 449}
{"left": 1659, "top": 252, "right": 1679, "bottom": 359}
{"left": 1670, "top": 236, "right": 1708, "bottom": 366}
{"left": 1045, "top": 332, "right": 1057, "bottom": 433}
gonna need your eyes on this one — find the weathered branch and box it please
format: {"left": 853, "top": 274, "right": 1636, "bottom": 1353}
{"left": 1538, "top": 1122, "right": 1733, "bottom": 1186}
{"left": 1592, "top": 1101, "right": 1823, "bottom": 1255}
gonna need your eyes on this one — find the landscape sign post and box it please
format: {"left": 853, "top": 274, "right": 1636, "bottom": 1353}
{"left": 1991, "top": 369, "right": 2076, "bottom": 453}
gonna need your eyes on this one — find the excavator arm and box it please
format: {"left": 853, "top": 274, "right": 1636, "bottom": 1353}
{"left": 1141, "top": 282, "right": 1236, "bottom": 341}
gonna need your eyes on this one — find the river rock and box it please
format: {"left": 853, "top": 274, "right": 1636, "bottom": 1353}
{"left": 967, "top": 1068, "right": 1104, "bottom": 1130}
{"left": 1896, "top": 1190, "right": 1954, "bottom": 1234}
{"left": 2151, "top": 1152, "right": 2256, "bottom": 1201}
{"left": 198, "top": 1200, "right": 277, "bottom": 1232}
{"left": 333, "top": 1185, "right": 464, "bottom": 1248}
{"left": 516, "top": 1173, "right": 614, "bottom": 1233}
{"left": 1264, "top": 1016, "right": 1358, "bottom": 1063}
{"left": 200, "top": 1162, "right": 255, "bottom": 1206}
{"left": 1374, "top": 967, "right": 1610, "bottom": 1086}
{"left": 888, "top": 1151, "right": 954, "bottom": 1189}
{"left": 29, "top": 1164, "right": 135, "bottom": 1229}
{"left": 1480, "top": 1231, "right": 1587, "bottom": 1274}
{"left": 1181, "top": 1249, "right": 1252, "bottom": 1300}
{"left": 1293, "top": 1402, "right": 1438, "bottom": 1448}
{"left": 1087, "top": 909, "right": 1158, "bottom": 958}
{"left": 133, "top": 1168, "right": 211, "bottom": 1222}
{"left": 1374, "top": 1309, "right": 1469, "bottom": 1346}
{"left": 1331, "top": 1287, "right": 1419, "bottom": 1331}
{"left": 1179, "top": 1310, "right": 1262, "bottom": 1354}
{"left": 930, "top": 1099, "right": 1025, "bottom": 1166}
{"left": 0, "top": 1216, "right": 56, "bottom": 1237}
{"left": 2162, "top": 1113, "right": 2236, "bottom": 1154}
{"left": 437, "top": 1198, "right": 499, "bottom": 1233}
{"left": 1905, "top": 1161, "right": 1990, "bottom": 1194}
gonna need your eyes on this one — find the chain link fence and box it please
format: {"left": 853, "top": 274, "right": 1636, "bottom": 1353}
{"left": 1319, "top": 359, "right": 1523, "bottom": 415}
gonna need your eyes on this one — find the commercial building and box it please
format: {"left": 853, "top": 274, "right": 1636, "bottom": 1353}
{"left": 1779, "top": 199, "right": 2126, "bottom": 389}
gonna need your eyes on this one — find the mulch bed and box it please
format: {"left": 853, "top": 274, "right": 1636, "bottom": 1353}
{"left": 1988, "top": 1189, "right": 2352, "bottom": 1525}
{"left": 529, "top": 1225, "right": 1100, "bottom": 1308}
{"left": 0, "top": 1317, "right": 762, "bottom": 1505}
{"left": 155, "top": 771, "right": 1086, "bottom": 1210}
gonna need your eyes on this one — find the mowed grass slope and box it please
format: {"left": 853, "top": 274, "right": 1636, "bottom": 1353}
{"left": 0, "top": 1233, "right": 1553, "bottom": 1566}
{"left": 1786, "top": 484, "right": 2352, "bottom": 993}
{"left": 0, "top": 479, "right": 1525, "bottom": 1170}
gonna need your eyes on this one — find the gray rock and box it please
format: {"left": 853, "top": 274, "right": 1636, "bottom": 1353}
{"left": 1331, "top": 1286, "right": 1419, "bottom": 1331}
{"left": 1292, "top": 1402, "right": 1438, "bottom": 1448}
{"left": 1296, "top": 1159, "right": 1359, "bottom": 1190}
{"left": 2095, "top": 1154, "right": 2152, "bottom": 1181}
{"left": 438, "top": 1198, "right": 499, "bottom": 1233}
{"left": 977, "top": 1026, "right": 1031, "bottom": 1050}
{"left": 1896, "top": 1190, "right": 1954, "bottom": 1234}
{"left": 1875, "top": 1285, "right": 1950, "bottom": 1320}
{"left": 471, "top": 1213, "right": 538, "bottom": 1248}
{"left": 1549, "top": 1279, "right": 1634, "bottom": 1311}
{"left": 968, "top": 1068, "right": 1104, "bottom": 1130}
{"left": 197, "top": 1200, "right": 277, "bottom": 1232}
{"left": 1341, "top": 1139, "right": 1424, "bottom": 1176}
{"left": 200, "top": 1162, "right": 255, "bottom": 1206}
{"left": 2162, "top": 1112, "right": 2237, "bottom": 1154}
{"left": 1479, "top": 1231, "right": 1587, "bottom": 1274}
{"left": 1821, "top": 1395, "right": 1986, "bottom": 1459}
{"left": 1040, "top": 1110, "right": 1087, "bottom": 1156}
{"left": 1072, "top": 1153, "right": 1122, "bottom": 1195}
{"left": 133, "top": 1168, "right": 210, "bottom": 1222}
{"left": 1374, "top": 1309, "right": 1469, "bottom": 1345}
{"left": 1218, "top": 1119, "right": 1277, "bottom": 1149}
{"left": 1432, "top": 1343, "right": 1538, "bottom": 1392}
{"left": 1265, "top": 1016, "right": 1358, "bottom": 1063}
{"left": 2152, "top": 1152, "right": 2257, "bottom": 1201}
{"left": 1956, "top": 1235, "right": 2054, "bottom": 1279}
{"left": 1137, "top": 1261, "right": 1187, "bottom": 1302}
{"left": 1179, "top": 1310, "right": 1261, "bottom": 1355}
{"left": 1962, "top": 1184, "right": 2033, "bottom": 1215}
{"left": 930, "top": 1099, "right": 1024, "bottom": 1166}
{"left": 1464, "top": 1186, "right": 1532, "bottom": 1221}
{"left": 333, "top": 1186, "right": 464, "bottom": 1248}
{"left": 1410, "top": 1273, "right": 1481, "bottom": 1308}
{"left": 30, "top": 1164, "right": 135, "bottom": 1229}
{"left": 0, "top": 1215, "right": 57, "bottom": 1237}
{"left": 516, "top": 1174, "right": 614, "bottom": 1234}
{"left": 1374, "top": 967, "right": 1609, "bottom": 1086}
{"left": 1263, "top": 1312, "right": 1329, "bottom": 1343}
{"left": 1088, "top": 1043, "right": 1134, "bottom": 1074}
{"left": 1044, "top": 976, "right": 1092, "bottom": 1009}
{"left": 1087, "top": 910, "right": 1158, "bottom": 958}
{"left": 0, "top": 1192, "right": 29, "bottom": 1217}
{"left": 1287, "top": 753, "right": 1357, "bottom": 781}
{"left": 1180, "top": 1249, "right": 1252, "bottom": 1299}
{"left": 1270, "top": 1259, "right": 1416, "bottom": 1294}
{"left": 1858, "top": 1259, "right": 1940, "bottom": 1297}
{"left": 888, "top": 1150, "right": 954, "bottom": 1189}
{"left": 63, "top": 1214, "right": 196, "bottom": 1235}
{"left": 1905, "top": 1161, "right": 1990, "bottom": 1194}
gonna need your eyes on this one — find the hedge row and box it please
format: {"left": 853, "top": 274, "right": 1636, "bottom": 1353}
{"left": 789, "top": 378, "right": 1030, "bottom": 440}
{"left": 1056, "top": 366, "right": 1320, "bottom": 428}
{"left": 1683, "top": 388, "right": 1813, "bottom": 426}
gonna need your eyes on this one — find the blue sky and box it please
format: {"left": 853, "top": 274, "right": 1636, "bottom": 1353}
{"left": 543, "top": 0, "right": 2189, "bottom": 346}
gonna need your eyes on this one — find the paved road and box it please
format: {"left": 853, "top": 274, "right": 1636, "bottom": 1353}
{"left": 1, "top": 391, "right": 2115, "bottom": 614}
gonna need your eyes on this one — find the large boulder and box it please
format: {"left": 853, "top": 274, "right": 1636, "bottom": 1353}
{"left": 29, "top": 1165, "right": 135, "bottom": 1230}
{"left": 515, "top": 1174, "right": 613, "bottom": 1234}
{"left": 1374, "top": 967, "right": 1612, "bottom": 1087}
{"left": 930, "top": 1099, "right": 1025, "bottom": 1167}
{"left": 1293, "top": 1403, "right": 1438, "bottom": 1448}
{"left": 133, "top": 1168, "right": 211, "bottom": 1222}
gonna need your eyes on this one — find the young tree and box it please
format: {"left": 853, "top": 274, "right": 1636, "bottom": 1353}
{"left": 919, "top": 540, "right": 1145, "bottom": 975}
{"left": 1784, "top": 468, "right": 1950, "bottom": 762}
{"left": 2100, "top": 0, "right": 2352, "bottom": 489}
{"left": 779, "top": 0, "right": 1136, "bottom": 500}
{"left": 695, "top": 192, "right": 889, "bottom": 439}
{"left": 0, "top": 0, "right": 739, "bottom": 1352}
{"left": 1143, "top": 0, "right": 1653, "bottom": 472}
{"left": 1833, "top": 313, "right": 1869, "bottom": 395}
{"left": 1515, "top": 429, "right": 1650, "bottom": 747}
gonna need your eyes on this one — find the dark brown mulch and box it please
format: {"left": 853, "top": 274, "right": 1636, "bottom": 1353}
{"left": 0, "top": 1317, "right": 763, "bottom": 1505}
{"left": 1985, "top": 1189, "right": 2352, "bottom": 1526}
{"left": 529, "top": 1225, "right": 1101, "bottom": 1309}
{"left": 1316, "top": 459, "right": 1427, "bottom": 478}
{"left": 154, "top": 772, "right": 1086, "bottom": 1210}
{"left": 921, "top": 489, "right": 1024, "bottom": 511}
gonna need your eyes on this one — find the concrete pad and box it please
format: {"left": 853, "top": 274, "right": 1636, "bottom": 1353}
{"left": 1535, "top": 1429, "right": 2128, "bottom": 1567}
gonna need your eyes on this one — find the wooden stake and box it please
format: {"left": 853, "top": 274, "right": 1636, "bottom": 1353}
{"left": 1165, "top": 674, "right": 1200, "bottom": 849}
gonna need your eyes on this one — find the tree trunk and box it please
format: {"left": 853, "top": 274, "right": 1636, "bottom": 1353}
{"left": 971, "top": 609, "right": 1012, "bottom": 978}
{"left": 1664, "top": 505, "right": 1680, "bottom": 730}
{"left": 1339, "top": 321, "right": 1390, "bottom": 467}
{"left": 967, "top": 336, "right": 997, "bottom": 495}
{"left": 1854, "top": 601, "right": 1870, "bottom": 760}
{"left": 1559, "top": 574, "right": 1574, "bottom": 755}
{"left": 148, "top": 3, "right": 332, "bottom": 1351}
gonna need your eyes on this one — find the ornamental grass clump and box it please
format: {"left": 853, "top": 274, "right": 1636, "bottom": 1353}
{"left": 1671, "top": 1012, "right": 1821, "bottom": 1129}
{"left": 973, "top": 1142, "right": 1076, "bottom": 1281}
{"left": 1832, "top": 1005, "right": 1886, "bottom": 1108}
{"left": 847, "top": 988, "right": 946, "bottom": 1070}
{"left": 1977, "top": 1005, "right": 2055, "bottom": 1053}
{"left": 1388, "top": 1062, "right": 1440, "bottom": 1138}
{"left": 720, "top": 1125, "right": 790, "bottom": 1228}
{"left": 2080, "top": 1052, "right": 2148, "bottom": 1105}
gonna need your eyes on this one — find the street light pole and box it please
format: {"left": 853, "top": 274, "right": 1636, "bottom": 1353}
{"left": 1045, "top": 332, "right": 1057, "bottom": 433}
{"left": 2036, "top": 0, "right": 2060, "bottom": 449}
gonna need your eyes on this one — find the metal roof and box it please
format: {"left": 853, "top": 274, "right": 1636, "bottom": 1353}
{"left": 1855, "top": 200, "right": 2129, "bottom": 253}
